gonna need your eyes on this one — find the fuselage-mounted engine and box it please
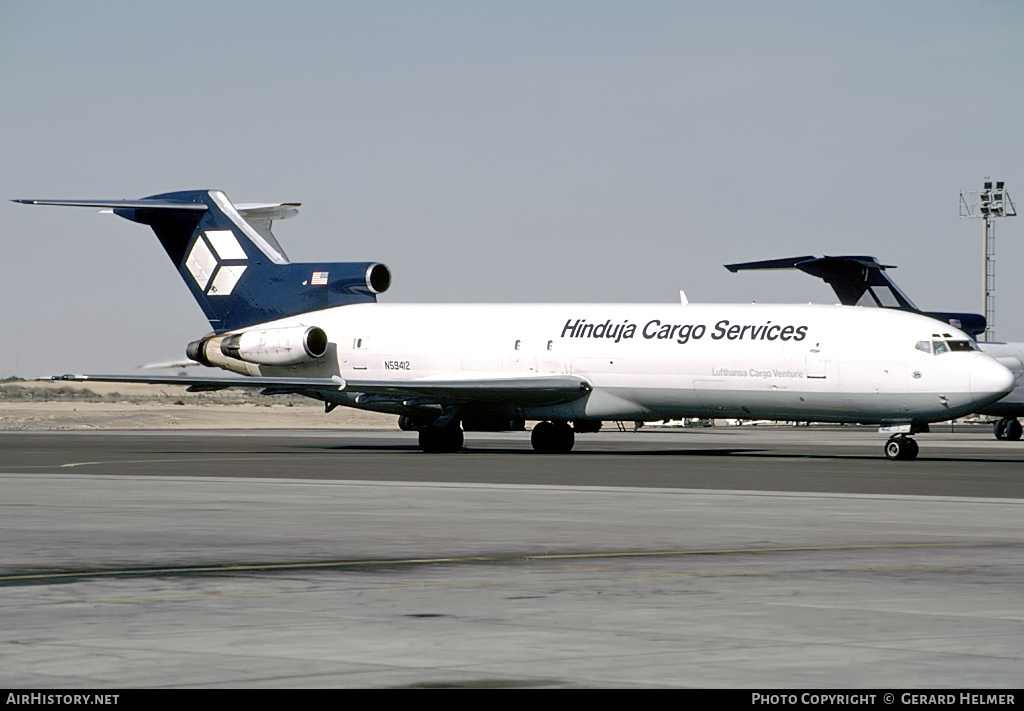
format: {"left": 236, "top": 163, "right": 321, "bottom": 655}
{"left": 187, "top": 325, "right": 329, "bottom": 374}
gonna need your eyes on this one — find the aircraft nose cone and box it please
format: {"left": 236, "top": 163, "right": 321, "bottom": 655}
{"left": 970, "top": 354, "right": 1016, "bottom": 404}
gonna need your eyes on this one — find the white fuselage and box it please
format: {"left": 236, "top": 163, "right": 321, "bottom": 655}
{"left": 228, "top": 302, "right": 1014, "bottom": 424}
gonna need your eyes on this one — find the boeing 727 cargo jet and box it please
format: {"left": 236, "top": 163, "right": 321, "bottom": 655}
{"left": 15, "top": 191, "right": 1015, "bottom": 459}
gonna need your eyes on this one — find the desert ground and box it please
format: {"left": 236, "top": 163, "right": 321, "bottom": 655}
{"left": 0, "top": 379, "right": 397, "bottom": 430}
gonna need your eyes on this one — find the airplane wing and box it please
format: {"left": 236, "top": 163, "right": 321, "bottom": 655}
{"left": 340, "top": 374, "right": 592, "bottom": 406}
{"left": 50, "top": 373, "right": 339, "bottom": 394}
{"left": 50, "top": 373, "right": 592, "bottom": 406}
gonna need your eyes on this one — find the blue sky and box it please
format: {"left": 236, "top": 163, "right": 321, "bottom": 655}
{"left": 3, "top": 1, "right": 1023, "bottom": 375}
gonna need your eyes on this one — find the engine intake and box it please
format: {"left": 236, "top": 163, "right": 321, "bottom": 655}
{"left": 366, "top": 263, "right": 391, "bottom": 294}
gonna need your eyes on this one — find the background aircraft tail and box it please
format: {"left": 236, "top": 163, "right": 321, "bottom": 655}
{"left": 16, "top": 190, "right": 391, "bottom": 332}
{"left": 725, "top": 255, "right": 986, "bottom": 338}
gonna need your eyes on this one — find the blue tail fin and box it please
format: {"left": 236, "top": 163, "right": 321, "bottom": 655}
{"left": 16, "top": 190, "right": 391, "bottom": 332}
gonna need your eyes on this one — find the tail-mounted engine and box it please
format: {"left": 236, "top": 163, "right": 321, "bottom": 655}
{"left": 188, "top": 325, "right": 329, "bottom": 374}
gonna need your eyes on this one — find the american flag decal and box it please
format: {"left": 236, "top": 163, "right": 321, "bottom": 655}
{"left": 311, "top": 271, "right": 329, "bottom": 285}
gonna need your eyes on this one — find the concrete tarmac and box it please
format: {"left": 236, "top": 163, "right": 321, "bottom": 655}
{"left": 1, "top": 427, "right": 1022, "bottom": 688}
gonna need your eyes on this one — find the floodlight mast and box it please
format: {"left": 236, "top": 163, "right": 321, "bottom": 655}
{"left": 960, "top": 179, "right": 1016, "bottom": 341}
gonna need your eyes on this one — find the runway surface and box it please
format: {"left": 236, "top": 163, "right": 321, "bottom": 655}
{"left": 1, "top": 426, "right": 1022, "bottom": 688}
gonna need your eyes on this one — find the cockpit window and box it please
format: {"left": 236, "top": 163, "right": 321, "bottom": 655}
{"left": 924, "top": 339, "right": 978, "bottom": 355}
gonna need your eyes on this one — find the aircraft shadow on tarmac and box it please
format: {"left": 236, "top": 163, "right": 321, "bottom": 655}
{"left": 320, "top": 442, "right": 762, "bottom": 457}
{"left": 317, "top": 442, "right": 1017, "bottom": 462}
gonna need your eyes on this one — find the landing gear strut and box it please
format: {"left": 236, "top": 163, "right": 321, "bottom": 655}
{"left": 884, "top": 434, "right": 919, "bottom": 461}
{"left": 530, "top": 420, "right": 575, "bottom": 454}
{"left": 993, "top": 417, "right": 1023, "bottom": 441}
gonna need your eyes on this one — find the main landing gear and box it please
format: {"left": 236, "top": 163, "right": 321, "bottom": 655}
{"left": 884, "top": 434, "right": 919, "bottom": 461}
{"left": 417, "top": 423, "right": 465, "bottom": 453}
{"left": 993, "top": 417, "right": 1023, "bottom": 441}
{"left": 530, "top": 420, "right": 575, "bottom": 454}
{"left": 413, "top": 418, "right": 580, "bottom": 454}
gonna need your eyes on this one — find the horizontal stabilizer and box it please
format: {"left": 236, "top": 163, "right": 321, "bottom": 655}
{"left": 235, "top": 203, "right": 301, "bottom": 244}
{"left": 13, "top": 198, "right": 208, "bottom": 211}
{"left": 725, "top": 255, "right": 896, "bottom": 275}
{"left": 725, "top": 255, "right": 818, "bottom": 272}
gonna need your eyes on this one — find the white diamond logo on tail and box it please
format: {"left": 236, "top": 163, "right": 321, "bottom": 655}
{"left": 185, "top": 238, "right": 217, "bottom": 291}
{"left": 205, "top": 230, "right": 247, "bottom": 260}
{"left": 208, "top": 265, "right": 247, "bottom": 295}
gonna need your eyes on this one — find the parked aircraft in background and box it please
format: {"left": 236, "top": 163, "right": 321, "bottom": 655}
{"left": 16, "top": 193, "right": 1015, "bottom": 459}
{"left": 726, "top": 255, "right": 1024, "bottom": 439}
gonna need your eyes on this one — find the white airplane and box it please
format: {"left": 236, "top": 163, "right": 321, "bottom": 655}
{"left": 15, "top": 191, "right": 1015, "bottom": 459}
{"left": 726, "top": 255, "right": 1024, "bottom": 440}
